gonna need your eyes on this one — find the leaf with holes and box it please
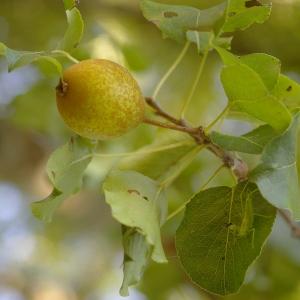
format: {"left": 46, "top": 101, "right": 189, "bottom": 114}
{"left": 272, "top": 75, "right": 300, "bottom": 110}
{"left": 140, "top": 0, "right": 226, "bottom": 43}
{"left": 221, "top": 0, "right": 272, "bottom": 33}
{"left": 103, "top": 170, "right": 168, "bottom": 295}
{"left": 103, "top": 170, "right": 167, "bottom": 262}
{"left": 211, "top": 124, "right": 276, "bottom": 154}
{"left": 251, "top": 112, "right": 300, "bottom": 220}
{"left": 176, "top": 182, "right": 276, "bottom": 295}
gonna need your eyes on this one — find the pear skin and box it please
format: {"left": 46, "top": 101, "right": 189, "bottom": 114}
{"left": 56, "top": 59, "right": 145, "bottom": 140}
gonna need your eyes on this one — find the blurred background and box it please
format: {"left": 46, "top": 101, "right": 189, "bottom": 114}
{"left": 1, "top": 0, "right": 300, "bottom": 299}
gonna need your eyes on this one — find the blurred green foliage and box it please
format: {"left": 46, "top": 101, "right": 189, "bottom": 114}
{"left": 1, "top": 0, "right": 300, "bottom": 299}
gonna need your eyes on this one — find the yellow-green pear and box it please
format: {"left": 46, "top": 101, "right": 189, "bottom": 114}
{"left": 56, "top": 59, "right": 145, "bottom": 140}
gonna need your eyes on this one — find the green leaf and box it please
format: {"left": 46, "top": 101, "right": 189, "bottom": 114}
{"left": 221, "top": 0, "right": 272, "bottom": 33}
{"left": 31, "top": 136, "right": 95, "bottom": 222}
{"left": 0, "top": 42, "right": 63, "bottom": 75}
{"left": 176, "top": 182, "right": 276, "bottom": 295}
{"left": 47, "top": 136, "right": 96, "bottom": 194}
{"left": 272, "top": 75, "right": 300, "bottom": 110}
{"left": 219, "top": 50, "right": 292, "bottom": 132}
{"left": 240, "top": 53, "right": 281, "bottom": 91}
{"left": 119, "top": 132, "right": 195, "bottom": 180}
{"left": 63, "top": 0, "right": 77, "bottom": 10}
{"left": 103, "top": 170, "right": 167, "bottom": 263}
{"left": 120, "top": 228, "right": 151, "bottom": 297}
{"left": 210, "top": 124, "right": 276, "bottom": 154}
{"left": 59, "top": 7, "right": 84, "bottom": 51}
{"left": 186, "top": 31, "right": 213, "bottom": 54}
{"left": 140, "top": 0, "right": 226, "bottom": 43}
{"left": 251, "top": 113, "right": 300, "bottom": 220}
{"left": 0, "top": 42, "right": 7, "bottom": 55}
{"left": 31, "top": 189, "right": 69, "bottom": 223}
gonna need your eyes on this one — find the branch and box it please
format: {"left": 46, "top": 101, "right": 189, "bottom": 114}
{"left": 145, "top": 97, "right": 300, "bottom": 239}
{"left": 278, "top": 209, "right": 300, "bottom": 238}
{"left": 144, "top": 97, "right": 248, "bottom": 181}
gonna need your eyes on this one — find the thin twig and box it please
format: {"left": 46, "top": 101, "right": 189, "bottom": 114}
{"left": 278, "top": 209, "right": 300, "bottom": 238}
{"left": 143, "top": 117, "right": 198, "bottom": 135}
{"left": 144, "top": 97, "right": 247, "bottom": 181}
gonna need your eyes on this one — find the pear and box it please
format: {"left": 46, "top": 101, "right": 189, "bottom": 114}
{"left": 56, "top": 59, "right": 145, "bottom": 140}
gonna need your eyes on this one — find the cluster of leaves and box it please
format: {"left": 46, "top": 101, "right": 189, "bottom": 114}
{"left": 2, "top": 0, "right": 300, "bottom": 297}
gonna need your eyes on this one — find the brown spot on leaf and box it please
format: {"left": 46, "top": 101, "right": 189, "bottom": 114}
{"left": 221, "top": 256, "right": 225, "bottom": 261}
{"left": 228, "top": 12, "right": 236, "bottom": 17}
{"left": 286, "top": 85, "right": 292, "bottom": 92}
{"left": 245, "top": 0, "right": 262, "bottom": 8}
{"left": 128, "top": 189, "right": 141, "bottom": 196}
{"left": 164, "top": 11, "right": 178, "bottom": 18}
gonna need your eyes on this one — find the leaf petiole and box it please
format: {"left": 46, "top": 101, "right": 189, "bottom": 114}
{"left": 52, "top": 50, "right": 80, "bottom": 64}
{"left": 205, "top": 104, "right": 230, "bottom": 132}
{"left": 179, "top": 46, "right": 210, "bottom": 119}
{"left": 152, "top": 41, "right": 190, "bottom": 100}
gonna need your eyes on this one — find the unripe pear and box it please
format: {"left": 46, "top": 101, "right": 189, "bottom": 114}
{"left": 56, "top": 59, "right": 145, "bottom": 140}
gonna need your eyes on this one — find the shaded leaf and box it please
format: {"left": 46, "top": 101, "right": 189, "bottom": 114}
{"left": 176, "top": 182, "right": 276, "bottom": 295}
{"left": 47, "top": 136, "right": 96, "bottom": 194}
{"left": 103, "top": 170, "right": 167, "bottom": 262}
{"left": 140, "top": 0, "right": 226, "bottom": 43}
{"left": 251, "top": 113, "right": 300, "bottom": 220}
{"left": 221, "top": 0, "right": 271, "bottom": 33}
{"left": 31, "top": 136, "right": 95, "bottom": 222}
{"left": 0, "top": 42, "right": 62, "bottom": 75}
{"left": 186, "top": 31, "right": 213, "bottom": 54}
{"left": 211, "top": 124, "right": 276, "bottom": 154}
{"left": 59, "top": 7, "right": 84, "bottom": 51}
{"left": 120, "top": 229, "right": 151, "bottom": 297}
{"left": 31, "top": 189, "right": 69, "bottom": 223}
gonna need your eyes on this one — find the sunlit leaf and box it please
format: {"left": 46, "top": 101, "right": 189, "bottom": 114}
{"left": 251, "top": 113, "right": 300, "bottom": 220}
{"left": 211, "top": 124, "right": 276, "bottom": 154}
{"left": 59, "top": 7, "right": 84, "bottom": 51}
{"left": 103, "top": 170, "right": 167, "bottom": 263}
{"left": 272, "top": 75, "right": 300, "bottom": 110}
{"left": 219, "top": 49, "right": 292, "bottom": 132}
{"left": 140, "top": 0, "right": 226, "bottom": 43}
{"left": 176, "top": 182, "right": 276, "bottom": 295}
